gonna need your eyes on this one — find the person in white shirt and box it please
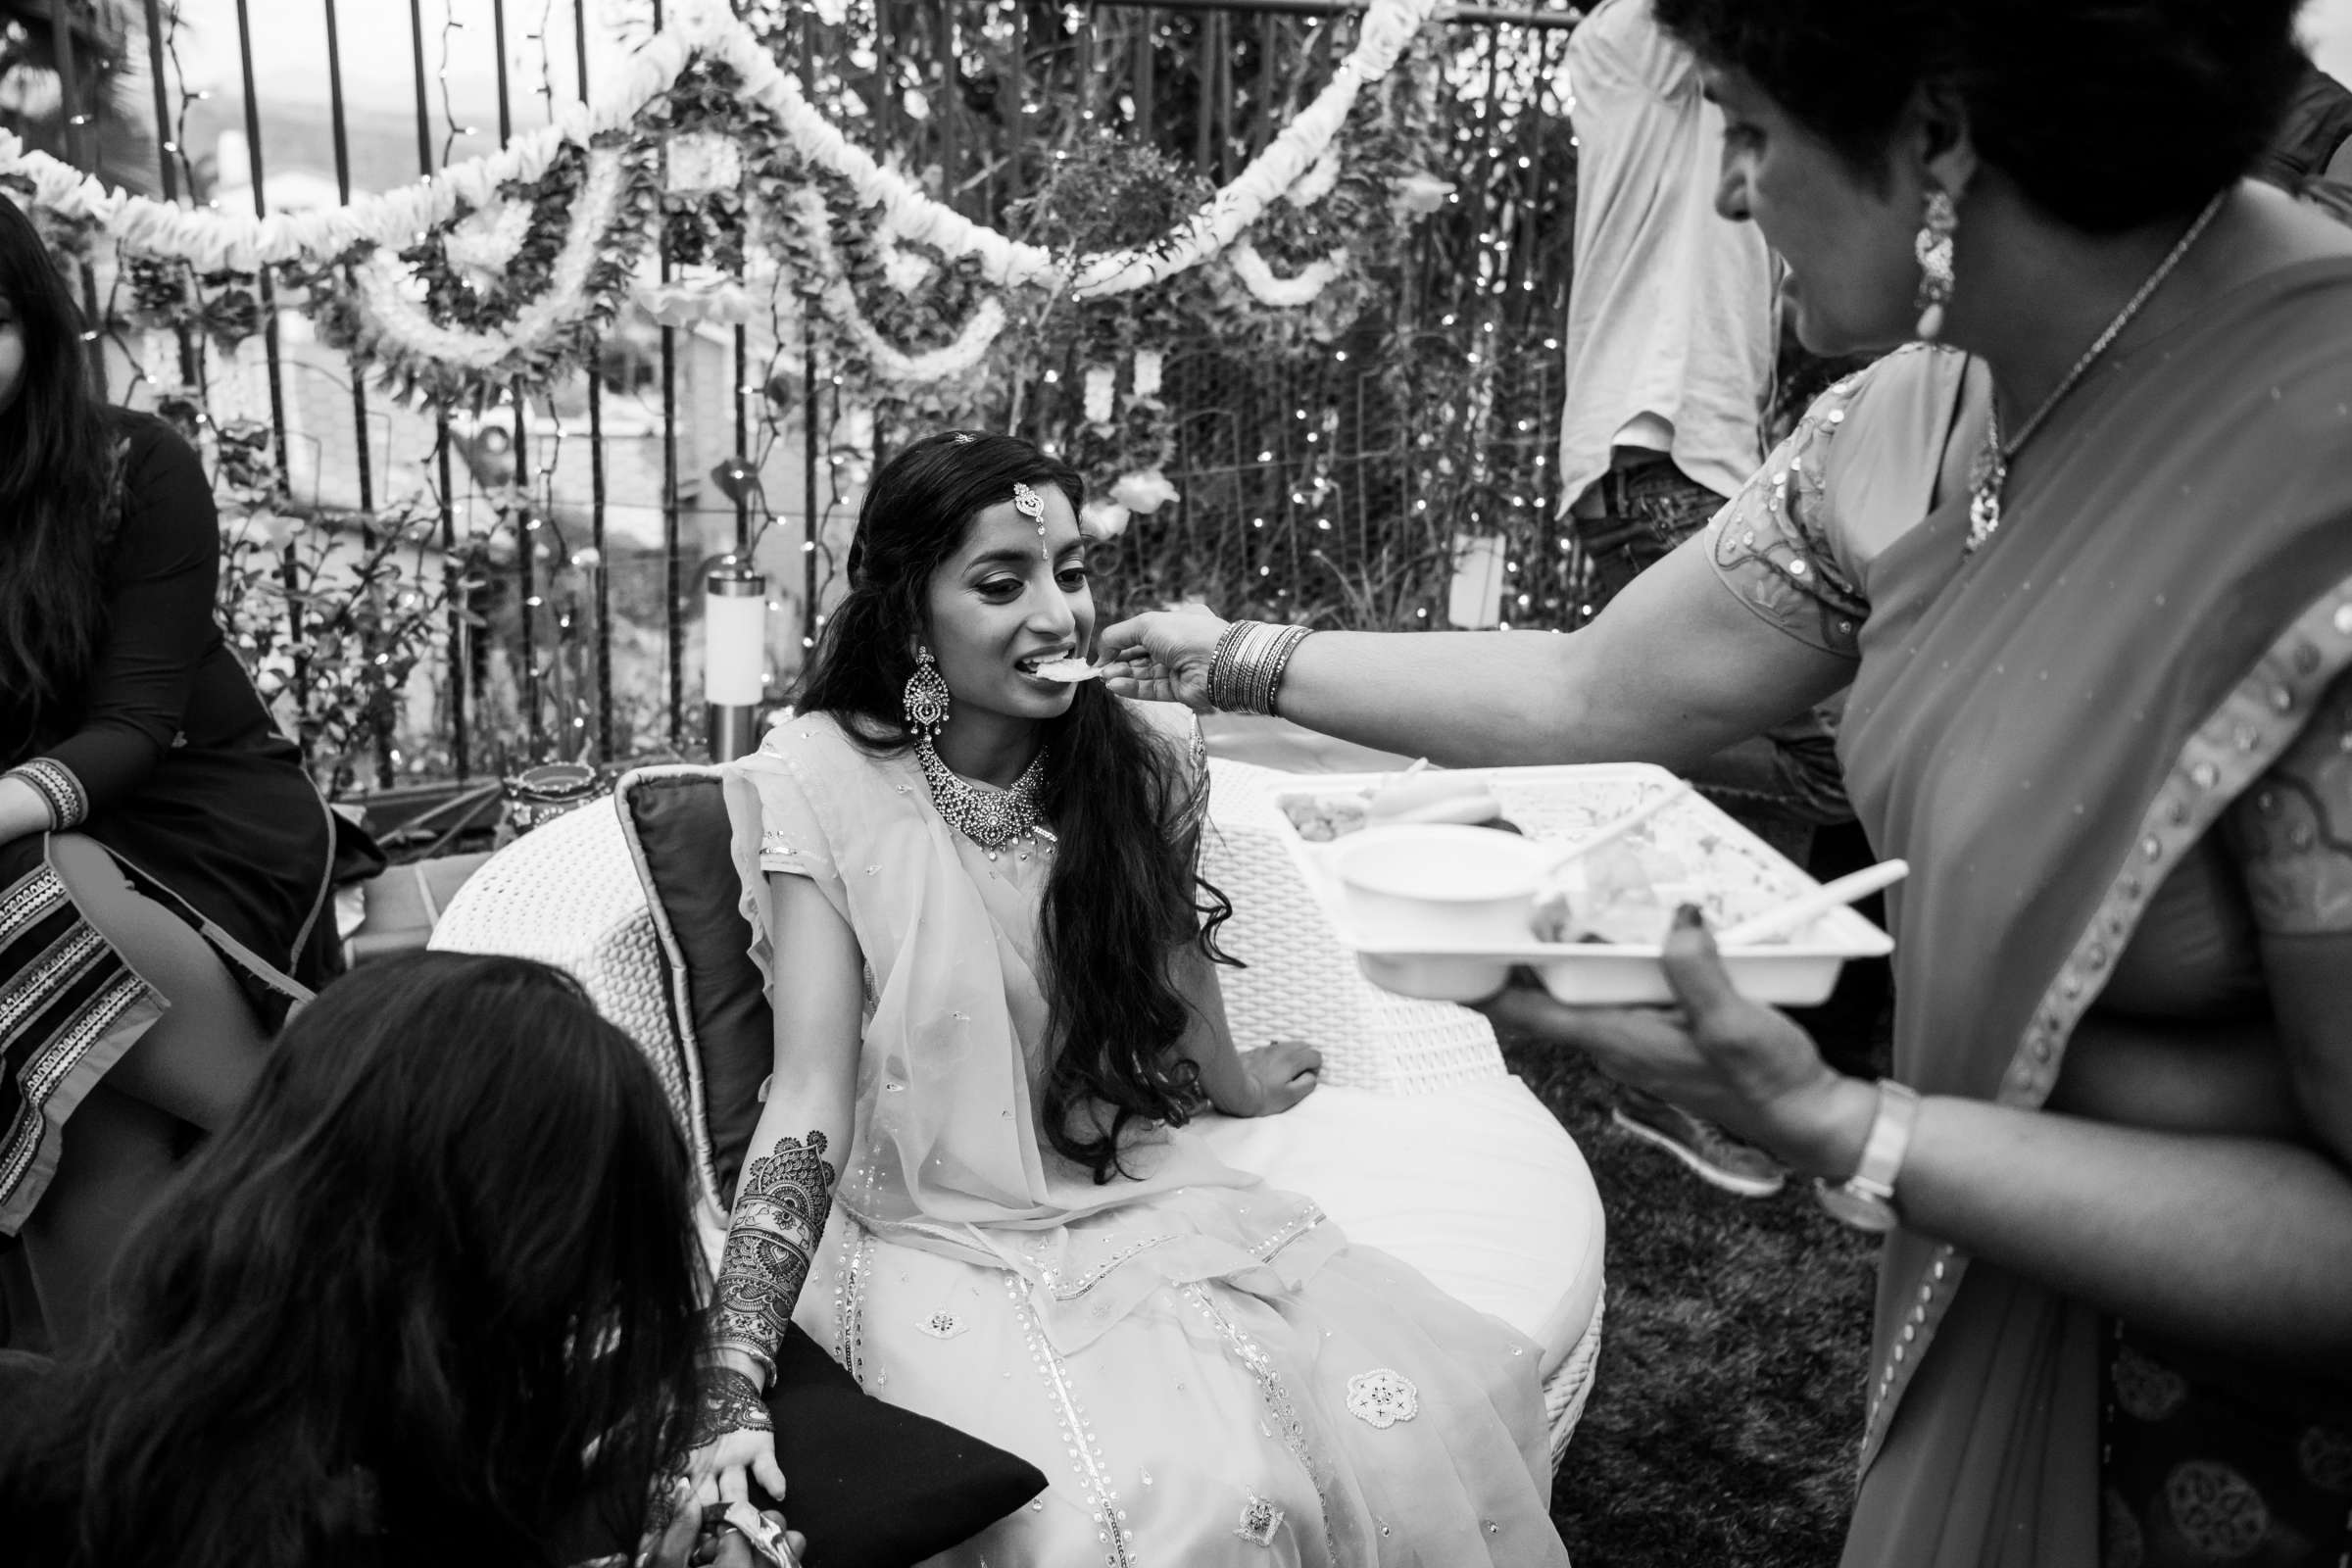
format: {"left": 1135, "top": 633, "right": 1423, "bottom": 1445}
{"left": 1556, "top": 0, "right": 1863, "bottom": 1198}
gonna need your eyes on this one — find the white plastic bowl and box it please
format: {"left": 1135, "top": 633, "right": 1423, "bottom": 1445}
{"left": 1333, "top": 825, "right": 1546, "bottom": 948}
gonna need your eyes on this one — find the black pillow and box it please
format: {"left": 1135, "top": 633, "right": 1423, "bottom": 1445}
{"left": 618, "top": 768, "right": 777, "bottom": 1204}
{"left": 760, "top": 1322, "right": 1047, "bottom": 1566}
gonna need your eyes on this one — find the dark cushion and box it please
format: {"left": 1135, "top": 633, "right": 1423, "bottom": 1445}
{"left": 759, "top": 1322, "right": 1046, "bottom": 1566}
{"left": 618, "top": 769, "right": 776, "bottom": 1203}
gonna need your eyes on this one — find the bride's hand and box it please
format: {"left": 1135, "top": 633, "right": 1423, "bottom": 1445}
{"left": 1095, "top": 610, "right": 1229, "bottom": 711}
{"left": 1239, "top": 1038, "right": 1322, "bottom": 1116}
{"left": 683, "top": 1366, "right": 789, "bottom": 1514}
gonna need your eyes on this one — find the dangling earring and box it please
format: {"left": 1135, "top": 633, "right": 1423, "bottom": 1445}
{"left": 903, "top": 645, "right": 952, "bottom": 737}
{"left": 1913, "top": 187, "right": 1958, "bottom": 341}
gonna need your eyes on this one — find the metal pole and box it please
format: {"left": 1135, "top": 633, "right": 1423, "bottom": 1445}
{"left": 411, "top": 0, "right": 466, "bottom": 778}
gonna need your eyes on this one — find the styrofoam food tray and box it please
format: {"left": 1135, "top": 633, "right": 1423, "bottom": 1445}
{"left": 1271, "top": 762, "right": 1893, "bottom": 1005}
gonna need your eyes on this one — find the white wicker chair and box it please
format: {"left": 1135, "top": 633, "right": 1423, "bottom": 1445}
{"left": 430, "top": 759, "right": 1606, "bottom": 1458}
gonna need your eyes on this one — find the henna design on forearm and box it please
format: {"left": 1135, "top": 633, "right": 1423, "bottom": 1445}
{"left": 710, "top": 1129, "right": 839, "bottom": 1366}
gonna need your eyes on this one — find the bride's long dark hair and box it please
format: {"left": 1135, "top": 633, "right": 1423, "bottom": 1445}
{"left": 794, "top": 430, "right": 1233, "bottom": 1183}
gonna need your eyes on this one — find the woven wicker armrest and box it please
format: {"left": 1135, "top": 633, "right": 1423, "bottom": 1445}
{"left": 1202, "top": 758, "right": 1508, "bottom": 1096}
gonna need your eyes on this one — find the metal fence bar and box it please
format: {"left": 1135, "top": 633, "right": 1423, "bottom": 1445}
{"left": 138, "top": 0, "right": 199, "bottom": 387}
{"left": 48, "top": 2, "right": 107, "bottom": 394}
{"left": 652, "top": 0, "right": 682, "bottom": 749}
{"left": 319, "top": 0, "right": 375, "bottom": 514}
{"left": 410, "top": 0, "right": 466, "bottom": 779}
{"left": 137, "top": 0, "right": 177, "bottom": 201}
{"left": 228, "top": 0, "right": 290, "bottom": 482}
{"left": 570, "top": 0, "right": 612, "bottom": 760}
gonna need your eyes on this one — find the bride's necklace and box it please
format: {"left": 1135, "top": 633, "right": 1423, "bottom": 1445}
{"left": 1964, "top": 190, "right": 2227, "bottom": 555}
{"left": 915, "top": 734, "right": 1054, "bottom": 859}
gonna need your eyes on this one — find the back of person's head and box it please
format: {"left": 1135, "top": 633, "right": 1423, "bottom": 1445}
{"left": 1651, "top": 0, "right": 2306, "bottom": 233}
{"left": 0, "top": 195, "right": 117, "bottom": 713}
{"left": 0, "top": 952, "right": 703, "bottom": 1568}
{"left": 794, "top": 429, "right": 1226, "bottom": 1184}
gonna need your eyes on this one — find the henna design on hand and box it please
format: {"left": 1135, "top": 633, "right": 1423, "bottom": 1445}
{"left": 710, "top": 1130, "right": 839, "bottom": 1365}
{"left": 689, "top": 1366, "right": 773, "bottom": 1452}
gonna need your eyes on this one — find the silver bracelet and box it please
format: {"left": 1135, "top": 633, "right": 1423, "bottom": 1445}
{"left": 1207, "top": 621, "right": 1313, "bottom": 715}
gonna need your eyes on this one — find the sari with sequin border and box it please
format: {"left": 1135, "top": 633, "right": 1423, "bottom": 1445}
{"left": 1710, "top": 257, "right": 2352, "bottom": 1567}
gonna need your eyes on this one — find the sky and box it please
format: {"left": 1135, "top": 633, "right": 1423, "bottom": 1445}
{"left": 173, "top": 0, "right": 2352, "bottom": 116}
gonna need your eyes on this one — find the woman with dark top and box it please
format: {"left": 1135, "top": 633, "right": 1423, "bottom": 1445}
{"left": 0, "top": 952, "right": 763, "bottom": 1568}
{"left": 1104, "top": 2, "right": 2352, "bottom": 1561}
{"left": 0, "top": 196, "right": 338, "bottom": 1349}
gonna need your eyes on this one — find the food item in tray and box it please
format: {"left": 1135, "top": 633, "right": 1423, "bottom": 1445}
{"left": 1284, "top": 773, "right": 1517, "bottom": 843}
{"left": 1366, "top": 774, "right": 1507, "bottom": 827}
{"left": 1530, "top": 841, "right": 1701, "bottom": 945}
{"left": 1283, "top": 793, "right": 1372, "bottom": 842}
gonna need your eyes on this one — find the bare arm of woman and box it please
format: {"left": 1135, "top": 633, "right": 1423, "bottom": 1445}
{"left": 1168, "top": 940, "right": 1320, "bottom": 1118}
{"left": 691, "top": 871, "right": 866, "bottom": 1511}
{"left": 0, "top": 776, "right": 48, "bottom": 846}
{"left": 1102, "top": 532, "right": 1855, "bottom": 772}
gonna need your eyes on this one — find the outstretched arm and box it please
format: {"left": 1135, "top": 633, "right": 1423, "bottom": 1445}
{"left": 1101, "top": 534, "right": 1853, "bottom": 772}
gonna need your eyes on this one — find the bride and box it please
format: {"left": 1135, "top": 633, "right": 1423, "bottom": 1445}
{"left": 690, "top": 429, "right": 1568, "bottom": 1565}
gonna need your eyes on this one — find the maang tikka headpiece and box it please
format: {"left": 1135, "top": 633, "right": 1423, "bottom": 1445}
{"left": 1013, "top": 481, "right": 1046, "bottom": 559}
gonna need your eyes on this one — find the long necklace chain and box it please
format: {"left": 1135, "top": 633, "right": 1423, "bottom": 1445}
{"left": 1965, "top": 190, "right": 2228, "bottom": 554}
{"left": 915, "top": 735, "right": 1051, "bottom": 858}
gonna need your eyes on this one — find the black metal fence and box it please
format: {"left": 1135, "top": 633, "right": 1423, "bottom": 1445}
{"left": 3, "top": 0, "right": 1590, "bottom": 791}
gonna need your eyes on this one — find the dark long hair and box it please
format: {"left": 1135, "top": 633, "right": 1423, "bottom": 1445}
{"left": 0, "top": 953, "right": 706, "bottom": 1568}
{"left": 795, "top": 430, "right": 1232, "bottom": 1183}
{"left": 0, "top": 195, "right": 118, "bottom": 728}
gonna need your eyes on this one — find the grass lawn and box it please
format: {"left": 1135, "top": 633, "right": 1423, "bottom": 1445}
{"left": 1500, "top": 1035, "right": 1882, "bottom": 1568}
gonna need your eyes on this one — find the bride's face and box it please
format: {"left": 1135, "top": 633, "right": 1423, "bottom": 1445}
{"left": 922, "top": 484, "right": 1096, "bottom": 730}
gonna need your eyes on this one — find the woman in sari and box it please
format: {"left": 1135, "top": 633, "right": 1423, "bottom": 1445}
{"left": 1102, "top": 1, "right": 2352, "bottom": 1562}
{"left": 687, "top": 432, "right": 1568, "bottom": 1565}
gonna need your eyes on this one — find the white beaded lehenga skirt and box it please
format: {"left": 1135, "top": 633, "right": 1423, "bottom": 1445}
{"left": 793, "top": 1204, "right": 1571, "bottom": 1568}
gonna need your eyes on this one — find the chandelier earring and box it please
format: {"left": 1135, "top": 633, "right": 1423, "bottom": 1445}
{"left": 1912, "top": 187, "right": 1958, "bottom": 341}
{"left": 903, "top": 645, "right": 952, "bottom": 738}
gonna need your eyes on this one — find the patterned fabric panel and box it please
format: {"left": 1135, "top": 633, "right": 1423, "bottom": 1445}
{"left": 0, "top": 859, "right": 153, "bottom": 1231}
{"left": 1706, "top": 374, "right": 1871, "bottom": 659}
{"left": 2224, "top": 663, "right": 2352, "bottom": 934}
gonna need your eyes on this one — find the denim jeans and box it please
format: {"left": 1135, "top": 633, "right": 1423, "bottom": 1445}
{"left": 1571, "top": 456, "right": 1854, "bottom": 863}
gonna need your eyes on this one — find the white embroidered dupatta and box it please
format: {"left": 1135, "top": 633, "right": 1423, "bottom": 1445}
{"left": 721, "top": 708, "right": 1339, "bottom": 1352}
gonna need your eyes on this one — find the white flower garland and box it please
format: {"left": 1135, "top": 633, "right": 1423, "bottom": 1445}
{"left": 1227, "top": 243, "right": 1349, "bottom": 308}
{"left": 0, "top": 0, "right": 1437, "bottom": 297}
{"left": 790, "top": 191, "right": 1008, "bottom": 381}
{"left": 352, "top": 148, "right": 633, "bottom": 370}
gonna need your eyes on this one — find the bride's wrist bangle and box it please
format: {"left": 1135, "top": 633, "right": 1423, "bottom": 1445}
{"left": 709, "top": 1337, "right": 777, "bottom": 1390}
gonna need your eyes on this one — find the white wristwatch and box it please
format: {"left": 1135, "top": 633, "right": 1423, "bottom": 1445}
{"left": 1812, "top": 1079, "right": 1921, "bottom": 1233}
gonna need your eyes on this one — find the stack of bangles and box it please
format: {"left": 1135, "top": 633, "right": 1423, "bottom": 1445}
{"left": 1206, "top": 621, "right": 1314, "bottom": 715}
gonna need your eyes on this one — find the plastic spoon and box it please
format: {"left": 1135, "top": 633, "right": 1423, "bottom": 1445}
{"left": 1535, "top": 781, "right": 1694, "bottom": 877}
{"left": 1714, "top": 858, "right": 1910, "bottom": 948}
